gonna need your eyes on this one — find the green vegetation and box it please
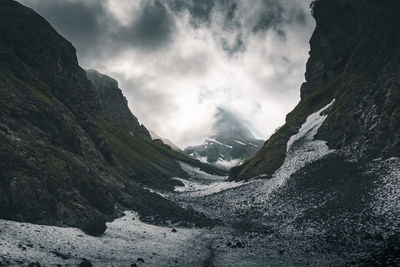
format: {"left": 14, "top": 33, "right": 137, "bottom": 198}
{"left": 97, "top": 118, "right": 158, "bottom": 170}
{"left": 393, "top": 105, "right": 400, "bottom": 115}
{"left": 97, "top": 117, "right": 226, "bottom": 189}
{"left": 28, "top": 142, "right": 69, "bottom": 172}
{"left": 0, "top": 90, "right": 18, "bottom": 111}
{"left": 287, "top": 77, "right": 341, "bottom": 126}
{"left": 2, "top": 69, "right": 53, "bottom": 105}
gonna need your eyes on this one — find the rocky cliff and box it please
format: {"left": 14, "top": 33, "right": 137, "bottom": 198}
{"left": 86, "top": 69, "right": 150, "bottom": 139}
{"left": 149, "top": 130, "right": 182, "bottom": 152}
{"left": 0, "top": 0, "right": 223, "bottom": 233}
{"left": 230, "top": 0, "right": 400, "bottom": 180}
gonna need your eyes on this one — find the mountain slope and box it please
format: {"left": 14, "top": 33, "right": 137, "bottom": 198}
{"left": 149, "top": 130, "right": 182, "bottom": 152}
{"left": 0, "top": 0, "right": 223, "bottom": 232}
{"left": 86, "top": 69, "right": 150, "bottom": 138}
{"left": 185, "top": 108, "right": 264, "bottom": 169}
{"left": 230, "top": 0, "right": 400, "bottom": 180}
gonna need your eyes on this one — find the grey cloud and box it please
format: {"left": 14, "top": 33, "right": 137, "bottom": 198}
{"left": 16, "top": 0, "right": 315, "bottom": 147}
{"left": 20, "top": 0, "right": 106, "bottom": 56}
{"left": 166, "top": 0, "right": 310, "bottom": 55}
{"left": 113, "top": 76, "right": 179, "bottom": 125}
{"left": 213, "top": 107, "right": 255, "bottom": 141}
{"left": 221, "top": 34, "right": 245, "bottom": 55}
{"left": 251, "top": 3, "right": 285, "bottom": 33}
{"left": 18, "top": 0, "right": 176, "bottom": 60}
{"left": 169, "top": 0, "right": 216, "bottom": 26}
{"left": 117, "top": 1, "right": 175, "bottom": 51}
{"left": 19, "top": 0, "right": 311, "bottom": 60}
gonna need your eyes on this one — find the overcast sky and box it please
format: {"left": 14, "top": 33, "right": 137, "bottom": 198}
{"left": 18, "top": 0, "right": 315, "bottom": 148}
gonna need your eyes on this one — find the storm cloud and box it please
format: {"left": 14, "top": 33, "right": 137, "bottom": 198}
{"left": 18, "top": 0, "right": 315, "bottom": 148}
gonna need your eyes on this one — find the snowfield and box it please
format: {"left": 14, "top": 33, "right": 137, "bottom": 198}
{"left": 174, "top": 177, "right": 245, "bottom": 196}
{"left": 0, "top": 211, "right": 210, "bottom": 266}
{"left": 173, "top": 162, "right": 245, "bottom": 196}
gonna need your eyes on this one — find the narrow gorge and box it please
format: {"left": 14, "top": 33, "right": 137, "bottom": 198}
{"left": 1, "top": 0, "right": 399, "bottom": 266}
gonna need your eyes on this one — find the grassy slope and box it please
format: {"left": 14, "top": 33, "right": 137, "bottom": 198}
{"left": 97, "top": 118, "right": 226, "bottom": 190}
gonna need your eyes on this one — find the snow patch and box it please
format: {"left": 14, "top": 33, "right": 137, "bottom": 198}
{"left": 233, "top": 140, "right": 246, "bottom": 145}
{"left": 0, "top": 211, "right": 202, "bottom": 266}
{"left": 174, "top": 178, "right": 245, "bottom": 196}
{"left": 267, "top": 99, "right": 336, "bottom": 191}
{"left": 248, "top": 143, "right": 260, "bottom": 148}
{"left": 178, "top": 162, "right": 227, "bottom": 181}
{"left": 287, "top": 99, "right": 335, "bottom": 152}
{"left": 173, "top": 162, "right": 245, "bottom": 196}
{"left": 207, "top": 138, "right": 233, "bottom": 149}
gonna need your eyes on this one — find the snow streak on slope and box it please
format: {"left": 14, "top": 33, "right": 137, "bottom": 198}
{"left": 207, "top": 139, "right": 233, "bottom": 149}
{"left": 233, "top": 140, "right": 246, "bottom": 145}
{"left": 269, "top": 99, "right": 336, "bottom": 188}
{"left": 247, "top": 100, "right": 336, "bottom": 191}
{"left": 179, "top": 162, "right": 228, "bottom": 181}
{"left": 287, "top": 99, "right": 335, "bottom": 152}
{"left": 242, "top": 100, "right": 336, "bottom": 200}
{"left": 173, "top": 162, "right": 245, "bottom": 196}
{"left": 0, "top": 211, "right": 206, "bottom": 266}
{"left": 174, "top": 177, "right": 245, "bottom": 196}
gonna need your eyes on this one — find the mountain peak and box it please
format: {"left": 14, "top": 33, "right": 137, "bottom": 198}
{"left": 184, "top": 107, "right": 264, "bottom": 169}
{"left": 86, "top": 69, "right": 151, "bottom": 138}
{"left": 212, "top": 107, "right": 255, "bottom": 142}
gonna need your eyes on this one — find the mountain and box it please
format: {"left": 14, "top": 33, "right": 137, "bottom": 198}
{"left": 149, "top": 130, "right": 182, "bottom": 152}
{"left": 86, "top": 69, "right": 150, "bottom": 139}
{"left": 184, "top": 107, "right": 264, "bottom": 169}
{"left": 230, "top": 0, "right": 400, "bottom": 181}
{"left": 0, "top": 0, "right": 224, "bottom": 234}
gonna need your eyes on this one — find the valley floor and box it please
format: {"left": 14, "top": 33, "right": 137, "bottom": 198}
{"left": 2, "top": 156, "right": 399, "bottom": 266}
{"left": 1, "top": 156, "right": 400, "bottom": 266}
{"left": 0, "top": 210, "right": 211, "bottom": 266}
{"left": 1, "top": 102, "right": 399, "bottom": 266}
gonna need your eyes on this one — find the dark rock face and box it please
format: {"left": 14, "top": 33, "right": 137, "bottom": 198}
{"left": 0, "top": 0, "right": 220, "bottom": 230}
{"left": 314, "top": 0, "right": 400, "bottom": 160}
{"left": 230, "top": 0, "right": 400, "bottom": 180}
{"left": 86, "top": 69, "right": 150, "bottom": 139}
{"left": 79, "top": 259, "right": 92, "bottom": 267}
{"left": 82, "top": 217, "right": 107, "bottom": 237}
